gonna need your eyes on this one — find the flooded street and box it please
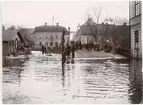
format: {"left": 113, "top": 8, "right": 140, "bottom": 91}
{"left": 2, "top": 51, "right": 142, "bottom": 104}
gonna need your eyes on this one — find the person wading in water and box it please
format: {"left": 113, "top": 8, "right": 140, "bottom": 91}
{"left": 41, "top": 44, "right": 46, "bottom": 54}
{"left": 63, "top": 43, "right": 71, "bottom": 63}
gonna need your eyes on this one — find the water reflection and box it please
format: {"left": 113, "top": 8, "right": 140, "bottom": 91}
{"left": 3, "top": 58, "right": 27, "bottom": 85}
{"left": 2, "top": 52, "right": 142, "bottom": 104}
{"left": 62, "top": 64, "right": 65, "bottom": 88}
{"left": 3, "top": 58, "right": 25, "bottom": 67}
{"left": 129, "top": 59, "right": 142, "bottom": 104}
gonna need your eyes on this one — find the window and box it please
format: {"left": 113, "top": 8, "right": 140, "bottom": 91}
{"left": 135, "top": 30, "right": 139, "bottom": 43}
{"left": 46, "top": 37, "right": 47, "bottom": 39}
{"left": 55, "top": 42, "right": 58, "bottom": 47}
{"left": 40, "top": 37, "right": 41, "bottom": 39}
{"left": 135, "top": 1, "right": 140, "bottom": 16}
{"left": 9, "top": 41, "right": 11, "bottom": 46}
{"left": 12, "top": 40, "right": 14, "bottom": 46}
{"left": 87, "top": 37, "right": 89, "bottom": 42}
{"left": 50, "top": 42, "right": 53, "bottom": 46}
{"left": 50, "top": 36, "right": 53, "bottom": 40}
{"left": 56, "top": 35, "right": 58, "bottom": 39}
{"left": 39, "top": 42, "right": 41, "bottom": 45}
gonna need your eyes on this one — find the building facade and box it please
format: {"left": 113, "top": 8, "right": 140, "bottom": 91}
{"left": 75, "top": 18, "right": 129, "bottom": 51}
{"left": 33, "top": 23, "right": 69, "bottom": 50}
{"left": 129, "top": 1, "right": 142, "bottom": 58}
{"left": 75, "top": 18, "right": 97, "bottom": 44}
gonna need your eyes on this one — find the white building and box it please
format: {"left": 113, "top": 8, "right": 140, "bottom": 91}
{"left": 129, "top": 1, "right": 142, "bottom": 58}
{"left": 33, "top": 23, "right": 69, "bottom": 50}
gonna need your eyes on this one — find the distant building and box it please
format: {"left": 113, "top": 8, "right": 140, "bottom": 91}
{"left": 75, "top": 18, "right": 97, "bottom": 43}
{"left": 75, "top": 18, "right": 115, "bottom": 44}
{"left": 75, "top": 18, "right": 129, "bottom": 51}
{"left": 129, "top": 1, "right": 142, "bottom": 58}
{"left": 33, "top": 23, "right": 69, "bottom": 50}
{"left": 2, "top": 29, "right": 25, "bottom": 57}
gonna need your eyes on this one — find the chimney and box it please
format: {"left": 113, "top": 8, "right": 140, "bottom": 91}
{"left": 68, "top": 27, "right": 70, "bottom": 34}
{"left": 45, "top": 22, "right": 47, "bottom": 25}
{"left": 68, "top": 27, "right": 70, "bottom": 31}
{"left": 56, "top": 23, "right": 59, "bottom": 26}
{"left": 77, "top": 23, "right": 80, "bottom": 30}
{"left": 88, "top": 18, "right": 92, "bottom": 20}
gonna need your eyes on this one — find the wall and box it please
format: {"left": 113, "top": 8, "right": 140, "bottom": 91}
{"left": 34, "top": 31, "right": 63, "bottom": 49}
{"left": 80, "top": 35, "right": 95, "bottom": 44}
{"left": 130, "top": 23, "right": 142, "bottom": 58}
{"left": 130, "top": 1, "right": 142, "bottom": 58}
{"left": 12, "top": 34, "right": 21, "bottom": 49}
{"left": 3, "top": 42, "right": 9, "bottom": 57}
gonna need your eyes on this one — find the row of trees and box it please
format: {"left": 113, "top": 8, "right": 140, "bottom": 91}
{"left": 2, "top": 25, "right": 24, "bottom": 30}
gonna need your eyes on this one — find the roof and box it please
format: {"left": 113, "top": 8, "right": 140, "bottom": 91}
{"left": 80, "top": 25, "right": 97, "bottom": 35}
{"left": 79, "top": 18, "right": 119, "bottom": 35}
{"left": 19, "top": 28, "right": 34, "bottom": 43}
{"left": 83, "top": 18, "right": 96, "bottom": 25}
{"left": 80, "top": 18, "right": 97, "bottom": 35}
{"left": 17, "top": 31, "right": 25, "bottom": 43}
{"left": 34, "top": 25, "right": 68, "bottom": 34}
{"left": 2, "top": 29, "right": 18, "bottom": 41}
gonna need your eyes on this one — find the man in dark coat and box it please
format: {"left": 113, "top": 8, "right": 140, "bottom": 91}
{"left": 65, "top": 43, "right": 71, "bottom": 63}
{"left": 41, "top": 44, "right": 46, "bottom": 54}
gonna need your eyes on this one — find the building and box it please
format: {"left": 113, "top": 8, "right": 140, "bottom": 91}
{"left": 75, "top": 18, "right": 115, "bottom": 43}
{"left": 19, "top": 28, "right": 35, "bottom": 47}
{"left": 129, "top": 1, "right": 142, "bottom": 58}
{"left": 33, "top": 23, "right": 69, "bottom": 50}
{"left": 75, "top": 18, "right": 129, "bottom": 52}
{"left": 75, "top": 18, "right": 97, "bottom": 43}
{"left": 2, "top": 29, "right": 25, "bottom": 57}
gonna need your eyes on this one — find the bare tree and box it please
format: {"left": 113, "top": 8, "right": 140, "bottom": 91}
{"left": 85, "top": 5, "right": 111, "bottom": 45}
{"left": 85, "top": 6, "right": 129, "bottom": 50}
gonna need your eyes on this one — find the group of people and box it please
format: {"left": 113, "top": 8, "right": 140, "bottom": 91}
{"left": 74, "top": 41, "right": 100, "bottom": 51}
{"left": 40, "top": 40, "right": 113, "bottom": 64}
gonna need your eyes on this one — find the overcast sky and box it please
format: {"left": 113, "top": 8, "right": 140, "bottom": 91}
{"left": 2, "top": 1, "right": 129, "bottom": 31}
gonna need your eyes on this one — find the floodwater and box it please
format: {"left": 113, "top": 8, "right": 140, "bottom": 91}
{"left": 2, "top": 51, "right": 142, "bottom": 104}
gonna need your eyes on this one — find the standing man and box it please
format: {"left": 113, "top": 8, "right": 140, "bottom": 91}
{"left": 65, "top": 43, "right": 71, "bottom": 64}
{"left": 41, "top": 44, "right": 45, "bottom": 54}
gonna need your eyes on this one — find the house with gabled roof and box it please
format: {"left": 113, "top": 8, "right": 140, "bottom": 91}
{"left": 2, "top": 29, "right": 26, "bottom": 57}
{"left": 75, "top": 18, "right": 129, "bottom": 52}
{"left": 75, "top": 18, "right": 114, "bottom": 45}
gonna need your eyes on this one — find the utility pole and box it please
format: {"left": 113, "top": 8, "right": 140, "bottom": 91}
{"left": 61, "top": 28, "right": 65, "bottom": 65}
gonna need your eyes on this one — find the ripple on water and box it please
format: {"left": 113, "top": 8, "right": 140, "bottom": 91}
{"left": 2, "top": 52, "right": 142, "bottom": 104}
